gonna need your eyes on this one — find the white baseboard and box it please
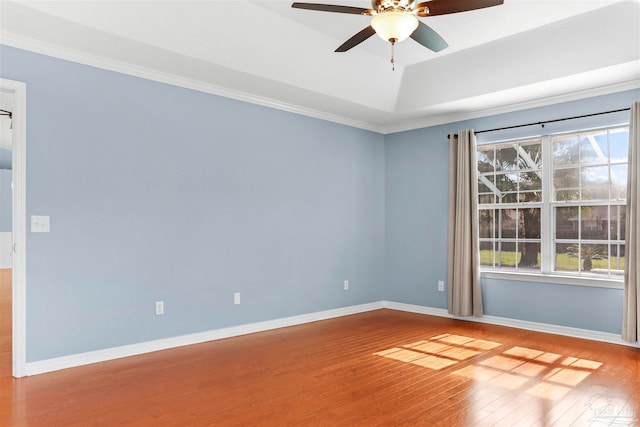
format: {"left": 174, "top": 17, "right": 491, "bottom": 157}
{"left": 382, "top": 301, "right": 451, "bottom": 318}
{"left": 382, "top": 301, "right": 640, "bottom": 349}
{"left": 24, "top": 301, "right": 384, "bottom": 376}
{"left": 24, "top": 299, "right": 638, "bottom": 376}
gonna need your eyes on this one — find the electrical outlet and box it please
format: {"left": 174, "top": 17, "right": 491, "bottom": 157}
{"left": 438, "top": 281, "right": 445, "bottom": 292}
{"left": 344, "top": 280, "right": 349, "bottom": 290}
{"left": 234, "top": 292, "right": 241, "bottom": 305}
{"left": 31, "top": 215, "right": 50, "bottom": 232}
{"left": 156, "top": 301, "right": 164, "bottom": 315}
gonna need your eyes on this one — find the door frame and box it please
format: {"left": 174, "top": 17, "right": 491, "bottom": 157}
{"left": 1, "top": 78, "right": 26, "bottom": 378}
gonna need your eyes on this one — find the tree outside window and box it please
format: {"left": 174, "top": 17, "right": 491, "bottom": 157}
{"left": 477, "top": 126, "right": 628, "bottom": 279}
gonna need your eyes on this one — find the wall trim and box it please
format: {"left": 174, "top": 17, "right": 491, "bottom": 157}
{"left": 382, "top": 301, "right": 640, "bottom": 349}
{"left": 24, "top": 301, "right": 384, "bottom": 376}
{"left": 384, "top": 78, "right": 640, "bottom": 135}
{"left": 24, "top": 300, "right": 639, "bottom": 376}
{"left": 3, "top": 34, "right": 637, "bottom": 136}
{"left": 0, "top": 33, "right": 385, "bottom": 134}
{"left": 0, "top": 78, "right": 27, "bottom": 378}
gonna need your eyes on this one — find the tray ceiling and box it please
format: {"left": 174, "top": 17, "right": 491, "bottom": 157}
{"left": 1, "top": 0, "right": 638, "bottom": 133}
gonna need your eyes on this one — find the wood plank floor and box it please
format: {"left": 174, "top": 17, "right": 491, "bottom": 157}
{"left": 0, "top": 269, "right": 10, "bottom": 381}
{"left": 1, "top": 272, "right": 638, "bottom": 426}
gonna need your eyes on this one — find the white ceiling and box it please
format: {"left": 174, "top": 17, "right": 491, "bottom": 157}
{"left": 1, "top": 0, "right": 639, "bottom": 133}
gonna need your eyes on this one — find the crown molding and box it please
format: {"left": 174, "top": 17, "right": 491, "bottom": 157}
{"left": 1, "top": 32, "right": 637, "bottom": 136}
{"left": 0, "top": 33, "right": 386, "bottom": 134}
{"left": 382, "top": 78, "right": 640, "bottom": 134}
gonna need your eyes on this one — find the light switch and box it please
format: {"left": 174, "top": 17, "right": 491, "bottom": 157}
{"left": 31, "top": 215, "right": 50, "bottom": 233}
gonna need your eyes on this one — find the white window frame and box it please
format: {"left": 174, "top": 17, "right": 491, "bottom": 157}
{"left": 478, "top": 125, "right": 628, "bottom": 289}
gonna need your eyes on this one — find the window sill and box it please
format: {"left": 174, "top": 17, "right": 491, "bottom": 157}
{"left": 480, "top": 270, "right": 624, "bottom": 289}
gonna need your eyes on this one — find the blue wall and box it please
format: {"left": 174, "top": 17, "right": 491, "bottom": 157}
{"left": 385, "top": 89, "right": 639, "bottom": 334}
{"left": 1, "top": 43, "right": 638, "bottom": 363}
{"left": 0, "top": 45, "right": 386, "bottom": 361}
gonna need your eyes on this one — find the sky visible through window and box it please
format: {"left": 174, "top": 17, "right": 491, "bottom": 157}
{"left": 477, "top": 126, "right": 628, "bottom": 278}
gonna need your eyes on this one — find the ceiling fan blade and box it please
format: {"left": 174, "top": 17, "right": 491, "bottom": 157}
{"left": 291, "top": 2, "right": 373, "bottom": 15}
{"left": 335, "top": 26, "right": 376, "bottom": 52}
{"left": 410, "top": 21, "right": 448, "bottom": 52}
{"left": 416, "top": 0, "right": 503, "bottom": 17}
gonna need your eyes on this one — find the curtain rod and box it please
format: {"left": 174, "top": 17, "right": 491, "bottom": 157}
{"left": 0, "top": 109, "right": 12, "bottom": 119}
{"left": 448, "top": 107, "right": 631, "bottom": 138}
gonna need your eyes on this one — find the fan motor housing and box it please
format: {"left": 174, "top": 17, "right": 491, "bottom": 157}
{"left": 374, "top": 0, "right": 416, "bottom": 13}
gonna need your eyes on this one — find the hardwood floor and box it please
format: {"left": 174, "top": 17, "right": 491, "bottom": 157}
{"left": 0, "top": 268, "right": 11, "bottom": 380}
{"left": 0, "top": 284, "right": 638, "bottom": 425}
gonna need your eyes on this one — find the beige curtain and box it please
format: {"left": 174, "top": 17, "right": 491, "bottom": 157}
{"left": 448, "top": 130, "right": 483, "bottom": 317}
{"left": 623, "top": 102, "right": 640, "bottom": 343}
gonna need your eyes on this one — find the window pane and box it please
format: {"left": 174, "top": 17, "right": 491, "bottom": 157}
{"left": 478, "top": 179, "right": 491, "bottom": 194}
{"left": 520, "top": 208, "right": 541, "bottom": 239}
{"left": 610, "top": 244, "right": 625, "bottom": 274}
{"left": 581, "top": 206, "right": 609, "bottom": 240}
{"left": 499, "top": 242, "right": 517, "bottom": 267}
{"left": 556, "top": 243, "right": 579, "bottom": 272}
{"left": 519, "top": 242, "right": 540, "bottom": 268}
{"left": 497, "top": 146, "right": 518, "bottom": 170}
{"left": 580, "top": 166, "right": 609, "bottom": 200}
{"left": 554, "top": 167, "right": 579, "bottom": 190}
{"left": 556, "top": 207, "right": 579, "bottom": 240}
{"left": 609, "top": 206, "right": 622, "bottom": 241}
{"left": 611, "top": 164, "right": 627, "bottom": 199}
{"left": 477, "top": 147, "right": 496, "bottom": 173}
{"left": 479, "top": 210, "right": 496, "bottom": 238}
{"left": 582, "top": 243, "right": 608, "bottom": 273}
{"left": 553, "top": 135, "right": 579, "bottom": 166}
{"left": 617, "top": 205, "right": 626, "bottom": 241}
{"left": 520, "top": 141, "right": 542, "bottom": 169}
{"left": 500, "top": 209, "right": 518, "bottom": 238}
{"left": 496, "top": 173, "right": 518, "bottom": 192}
{"left": 609, "top": 128, "right": 629, "bottom": 163}
{"left": 518, "top": 191, "right": 541, "bottom": 203}
{"left": 479, "top": 241, "right": 495, "bottom": 267}
{"left": 579, "top": 131, "right": 608, "bottom": 164}
{"left": 520, "top": 171, "right": 542, "bottom": 192}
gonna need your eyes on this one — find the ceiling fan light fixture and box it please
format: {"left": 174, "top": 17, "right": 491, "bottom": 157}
{"left": 371, "top": 11, "right": 418, "bottom": 43}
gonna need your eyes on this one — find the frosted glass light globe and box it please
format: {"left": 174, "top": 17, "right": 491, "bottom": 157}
{"left": 371, "top": 11, "right": 419, "bottom": 42}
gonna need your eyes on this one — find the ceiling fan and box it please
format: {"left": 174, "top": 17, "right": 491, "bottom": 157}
{"left": 292, "top": 0, "right": 503, "bottom": 67}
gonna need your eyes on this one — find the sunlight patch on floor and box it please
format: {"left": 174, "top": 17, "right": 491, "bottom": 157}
{"left": 374, "top": 336, "right": 603, "bottom": 403}
{"left": 454, "top": 345, "right": 602, "bottom": 402}
{"left": 374, "top": 334, "right": 502, "bottom": 371}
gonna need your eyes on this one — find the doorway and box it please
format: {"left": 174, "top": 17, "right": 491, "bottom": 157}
{"left": 0, "top": 79, "right": 26, "bottom": 378}
{"left": 0, "top": 89, "right": 13, "bottom": 378}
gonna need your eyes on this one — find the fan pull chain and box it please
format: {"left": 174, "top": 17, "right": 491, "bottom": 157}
{"left": 391, "top": 43, "right": 395, "bottom": 71}
{"left": 390, "top": 38, "right": 397, "bottom": 71}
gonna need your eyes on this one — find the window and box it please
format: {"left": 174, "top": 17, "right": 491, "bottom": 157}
{"left": 477, "top": 125, "right": 629, "bottom": 281}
